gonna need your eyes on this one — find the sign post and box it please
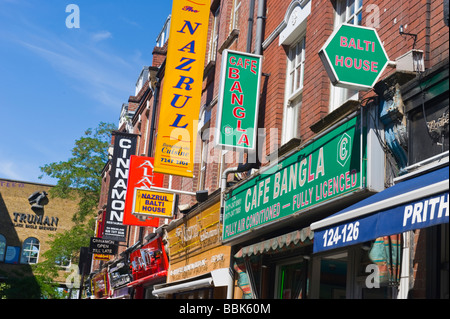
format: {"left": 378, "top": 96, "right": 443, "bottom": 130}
{"left": 319, "top": 23, "right": 390, "bottom": 90}
{"left": 215, "top": 50, "right": 263, "bottom": 151}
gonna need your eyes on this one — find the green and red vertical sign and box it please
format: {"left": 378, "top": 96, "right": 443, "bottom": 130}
{"left": 215, "top": 50, "right": 262, "bottom": 151}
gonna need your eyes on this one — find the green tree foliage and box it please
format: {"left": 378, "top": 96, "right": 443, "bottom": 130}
{"left": 30, "top": 122, "right": 116, "bottom": 298}
{"left": 40, "top": 122, "right": 116, "bottom": 222}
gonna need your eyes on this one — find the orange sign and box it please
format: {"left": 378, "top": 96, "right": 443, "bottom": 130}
{"left": 153, "top": 0, "right": 211, "bottom": 177}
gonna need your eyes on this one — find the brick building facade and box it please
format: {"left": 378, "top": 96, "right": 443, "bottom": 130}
{"left": 0, "top": 179, "right": 80, "bottom": 296}
{"left": 91, "top": 0, "right": 448, "bottom": 299}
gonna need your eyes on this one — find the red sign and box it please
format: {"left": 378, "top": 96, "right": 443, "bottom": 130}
{"left": 123, "top": 156, "right": 164, "bottom": 227}
{"left": 129, "top": 237, "right": 169, "bottom": 281}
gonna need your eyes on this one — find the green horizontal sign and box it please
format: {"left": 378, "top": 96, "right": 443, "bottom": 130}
{"left": 223, "top": 114, "right": 365, "bottom": 242}
{"left": 215, "top": 50, "right": 262, "bottom": 151}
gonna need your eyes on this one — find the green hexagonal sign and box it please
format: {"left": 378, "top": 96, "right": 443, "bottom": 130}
{"left": 319, "top": 24, "right": 390, "bottom": 90}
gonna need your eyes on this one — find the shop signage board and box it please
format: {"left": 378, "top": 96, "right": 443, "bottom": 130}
{"left": 89, "top": 237, "right": 118, "bottom": 255}
{"left": 215, "top": 50, "right": 263, "bottom": 151}
{"left": 223, "top": 114, "right": 365, "bottom": 242}
{"left": 319, "top": 23, "right": 389, "bottom": 90}
{"left": 153, "top": 0, "right": 210, "bottom": 178}
{"left": 124, "top": 156, "right": 164, "bottom": 226}
{"left": 167, "top": 202, "right": 222, "bottom": 262}
{"left": 103, "top": 131, "right": 137, "bottom": 242}
{"left": 312, "top": 166, "right": 449, "bottom": 253}
{"left": 132, "top": 189, "right": 175, "bottom": 219}
{"left": 165, "top": 202, "right": 230, "bottom": 283}
{"left": 93, "top": 254, "right": 112, "bottom": 261}
{"left": 314, "top": 191, "right": 449, "bottom": 253}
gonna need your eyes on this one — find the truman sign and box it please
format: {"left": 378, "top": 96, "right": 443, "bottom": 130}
{"left": 319, "top": 24, "right": 389, "bottom": 90}
{"left": 223, "top": 114, "right": 365, "bottom": 242}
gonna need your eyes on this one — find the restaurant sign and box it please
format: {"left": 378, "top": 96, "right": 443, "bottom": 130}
{"left": 223, "top": 114, "right": 365, "bottom": 242}
{"left": 153, "top": 0, "right": 210, "bottom": 178}
{"left": 132, "top": 189, "right": 175, "bottom": 219}
{"left": 319, "top": 23, "right": 389, "bottom": 90}
{"left": 103, "top": 131, "right": 137, "bottom": 242}
{"left": 89, "top": 237, "right": 118, "bottom": 255}
{"left": 124, "top": 156, "right": 164, "bottom": 226}
{"left": 215, "top": 50, "right": 262, "bottom": 151}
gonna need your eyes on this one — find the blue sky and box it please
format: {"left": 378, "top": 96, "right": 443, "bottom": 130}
{"left": 0, "top": 0, "right": 172, "bottom": 185}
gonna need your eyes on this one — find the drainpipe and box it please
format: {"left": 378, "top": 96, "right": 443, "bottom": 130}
{"left": 255, "top": 0, "right": 265, "bottom": 55}
{"left": 220, "top": 0, "right": 265, "bottom": 221}
{"left": 246, "top": 0, "right": 255, "bottom": 53}
{"left": 147, "top": 60, "right": 165, "bottom": 157}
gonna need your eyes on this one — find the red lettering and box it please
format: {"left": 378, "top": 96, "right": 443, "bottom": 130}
{"left": 344, "top": 57, "right": 353, "bottom": 68}
{"left": 231, "top": 93, "right": 243, "bottom": 105}
{"left": 230, "top": 81, "right": 242, "bottom": 93}
{"left": 308, "top": 155, "right": 315, "bottom": 182}
{"left": 251, "top": 60, "right": 257, "bottom": 74}
{"left": 233, "top": 107, "right": 245, "bottom": 118}
{"left": 228, "top": 67, "right": 240, "bottom": 79}
{"left": 348, "top": 38, "right": 356, "bottom": 49}
{"left": 335, "top": 55, "right": 344, "bottom": 67}
{"left": 363, "top": 60, "right": 371, "bottom": 71}
{"left": 356, "top": 39, "right": 364, "bottom": 50}
{"left": 238, "top": 133, "right": 249, "bottom": 146}
{"left": 340, "top": 36, "right": 348, "bottom": 47}
{"left": 236, "top": 120, "right": 247, "bottom": 132}
{"left": 371, "top": 61, "right": 378, "bottom": 73}
{"left": 244, "top": 59, "right": 250, "bottom": 69}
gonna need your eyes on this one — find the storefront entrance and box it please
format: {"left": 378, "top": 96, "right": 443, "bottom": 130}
{"left": 312, "top": 245, "right": 401, "bottom": 299}
{"left": 318, "top": 252, "right": 347, "bottom": 299}
{"left": 275, "top": 257, "right": 308, "bottom": 299}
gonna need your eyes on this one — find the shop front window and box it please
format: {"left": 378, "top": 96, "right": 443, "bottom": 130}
{"left": 276, "top": 259, "right": 308, "bottom": 299}
{"left": 319, "top": 252, "right": 348, "bottom": 299}
{"left": 356, "top": 241, "right": 396, "bottom": 299}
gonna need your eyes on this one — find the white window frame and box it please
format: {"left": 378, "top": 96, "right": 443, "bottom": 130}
{"left": 20, "top": 237, "right": 40, "bottom": 264}
{"left": 231, "top": 0, "right": 241, "bottom": 31}
{"left": 329, "top": 0, "right": 363, "bottom": 112}
{"left": 208, "top": 7, "right": 220, "bottom": 63}
{"left": 282, "top": 35, "right": 306, "bottom": 144}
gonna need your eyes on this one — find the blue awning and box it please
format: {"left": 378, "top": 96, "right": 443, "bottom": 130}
{"left": 311, "top": 166, "right": 449, "bottom": 253}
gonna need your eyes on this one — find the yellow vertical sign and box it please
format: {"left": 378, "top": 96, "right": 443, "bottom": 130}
{"left": 153, "top": 0, "right": 211, "bottom": 177}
